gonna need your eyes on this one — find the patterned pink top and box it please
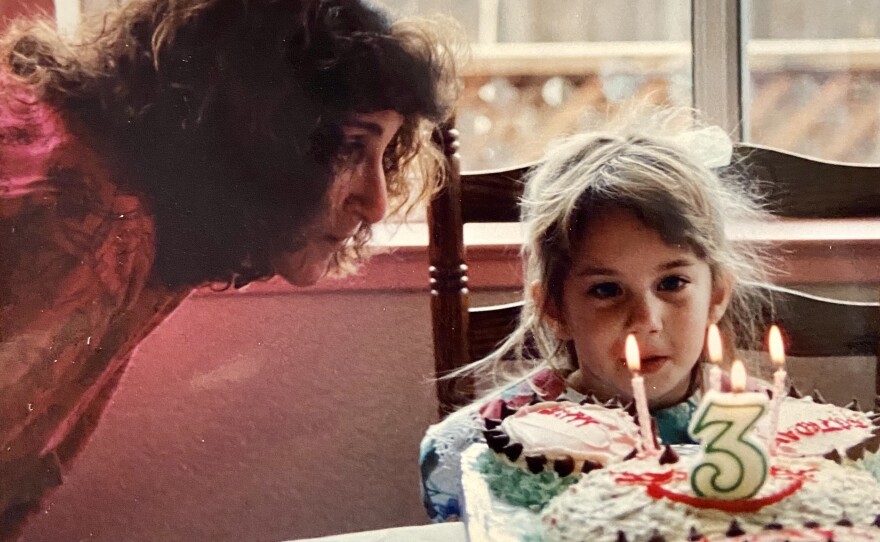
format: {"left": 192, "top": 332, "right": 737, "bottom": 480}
{"left": 0, "top": 74, "right": 189, "bottom": 533}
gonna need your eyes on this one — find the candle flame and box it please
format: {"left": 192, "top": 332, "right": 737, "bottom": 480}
{"left": 625, "top": 334, "right": 640, "bottom": 372}
{"left": 731, "top": 360, "right": 747, "bottom": 392}
{"left": 768, "top": 325, "right": 785, "bottom": 367}
{"left": 707, "top": 324, "right": 723, "bottom": 364}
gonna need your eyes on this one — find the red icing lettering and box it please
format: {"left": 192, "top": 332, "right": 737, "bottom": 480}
{"left": 536, "top": 406, "right": 600, "bottom": 427}
{"left": 778, "top": 415, "right": 870, "bottom": 443}
{"left": 794, "top": 421, "right": 820, "bottom": 436}
{"left": 850, "top": 417, "right": 870, "bottom": 429}
{"left": 820, "top": 418, "right": 846, "bottom": 432}
{"left": 775, "top": 429, "right": 800, "bottom": 444}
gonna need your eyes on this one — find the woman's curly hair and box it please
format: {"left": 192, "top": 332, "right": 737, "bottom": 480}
{"left": 2, "top": 0, "right": 460, "bottom": 288}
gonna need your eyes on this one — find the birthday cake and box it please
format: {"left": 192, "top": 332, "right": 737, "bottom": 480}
{"left": 481, "top": 400, "right": 641, "bottom": 507}
{"left": 541, "top": 445, "right": 880, "bottom": 541}
{"left": 462, "top": 394, "right": 880, "bottom": 542}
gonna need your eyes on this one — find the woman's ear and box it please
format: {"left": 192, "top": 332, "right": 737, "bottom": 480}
{"left": 530, "top": 281, "right": 572, "bottom": 340}
{"left": 708, "top": 273, "right": 734, "bottom": 324}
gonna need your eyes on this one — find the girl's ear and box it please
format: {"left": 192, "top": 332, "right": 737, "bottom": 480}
{"left": 708, "top": 273, "right": 734, "bottom": 324}
{"left": 530, "top": 281, "right": 572, "bottom": 340}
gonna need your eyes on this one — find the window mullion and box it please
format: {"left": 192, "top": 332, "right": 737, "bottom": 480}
{"left": 692, "top": 0, "right": 746, "bottom": 140}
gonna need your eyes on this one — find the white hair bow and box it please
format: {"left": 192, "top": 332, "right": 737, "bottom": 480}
{"left": 669, "top": 125, "right": 734, "bottom": 168}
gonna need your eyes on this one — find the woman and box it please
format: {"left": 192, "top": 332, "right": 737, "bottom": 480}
{"left": 0, "top": 0, "right": 459, "bottom": 535}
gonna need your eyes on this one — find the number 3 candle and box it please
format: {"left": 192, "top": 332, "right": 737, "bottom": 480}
{"left": 688, "top": 360, "right": 769, "bottom": 499}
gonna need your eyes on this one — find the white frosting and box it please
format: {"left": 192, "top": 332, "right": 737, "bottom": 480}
{"left": 500, "top": 401, "right": 640, "bottom": 464}
{"left": 541, "top": 450, "right": 880, "bottom": 542}
{"left": 755, "top": 396, "right": 876, "bottom": 458}
{"left": 461, "top": 444, "right": 543, "bottom": 542}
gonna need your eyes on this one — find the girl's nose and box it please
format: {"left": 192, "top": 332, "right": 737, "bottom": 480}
{"left": 345, "top": 159, "right": 388, "bottom": 225}
{"left": 627, "top": 294, "right": 663, "bottom": 335}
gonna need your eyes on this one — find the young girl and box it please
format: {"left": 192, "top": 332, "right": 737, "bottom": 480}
{"left": 419, "top": 111, "right": 773, "bottom": 522}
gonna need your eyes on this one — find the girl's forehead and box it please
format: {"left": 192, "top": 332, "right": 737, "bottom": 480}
{"left": 573, "top": 204, "right": 701, "bottom": 253}
{"left": 569, "top": 208, "right": 703, "bottom": 270}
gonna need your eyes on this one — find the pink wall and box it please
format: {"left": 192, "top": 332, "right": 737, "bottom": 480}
{"left": 0, "top": 0, "right": 53, "bottom": 29}
{"left": 18, "top": 288, "right": 445, "bottom": 541}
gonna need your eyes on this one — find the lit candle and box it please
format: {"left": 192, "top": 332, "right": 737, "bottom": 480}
{"left": 626, "top": 334, "right": 658, "bottom": 454}
{"left": 706, "top": 324, "right": 723, "bottom": 392}
{"left": 688, "top": 360, "right": 769, "bottom": 499}
{"left": 767, "top": 325, "right": 787, "bottom": 456}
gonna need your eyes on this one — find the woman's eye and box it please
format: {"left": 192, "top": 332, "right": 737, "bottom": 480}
{"left": 338, "top": 139, "right": 366, "bottom": 161}
{"left": 588, "top": 282, "right": 622, "bottom": 299}
{"left": 658, "top": 275, "right": 688, "bottom": 292}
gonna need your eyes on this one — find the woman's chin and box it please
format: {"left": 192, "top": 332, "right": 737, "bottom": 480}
{"left": 272, "top": 250, "right": 332, "bottom": 286}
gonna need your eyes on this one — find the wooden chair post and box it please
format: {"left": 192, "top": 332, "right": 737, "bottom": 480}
{"left": 428, "top": 121, "right": 473, "bottom": 417}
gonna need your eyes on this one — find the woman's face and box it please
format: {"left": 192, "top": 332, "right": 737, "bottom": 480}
{"left": 541, "top": 207, "right": 731, "bottom": 409}
{"left": 270, "top": 110, "right": 404, "bottom": 286}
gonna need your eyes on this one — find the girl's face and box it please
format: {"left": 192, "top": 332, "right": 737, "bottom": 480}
{"left": 541, "top": 207, "right": 731, "bottom": 409}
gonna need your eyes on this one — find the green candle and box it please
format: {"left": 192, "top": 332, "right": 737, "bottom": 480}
{"left": 688, "top": 360, "right": 769, "bottom": 499}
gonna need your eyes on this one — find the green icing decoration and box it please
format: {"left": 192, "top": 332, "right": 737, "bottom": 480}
{"left": 858, "top": 449, "right": 880, "bottom": 482}
{"left": 476, "top": 448, "right": 579, "bottom": 509}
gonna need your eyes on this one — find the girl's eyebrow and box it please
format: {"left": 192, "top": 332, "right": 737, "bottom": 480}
{"left": 658, "top": 258, "right": 697, "bottom": 271}
{"left": 573, "top": 265, "right": 618, "bottom": 277}
{"left": 574, "top": 258, "right": 697, "bottom": 277}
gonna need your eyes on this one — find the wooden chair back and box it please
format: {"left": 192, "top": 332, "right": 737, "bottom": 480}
{"left": 428, "top": 125, "right": 880, "bottom": 417}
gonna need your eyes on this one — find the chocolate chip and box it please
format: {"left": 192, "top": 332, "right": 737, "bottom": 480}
{"left": 872, "top": 514, "right": 880, "bottom": 527}
{"left": 726, "top": 519, "right": 746, "bottom": 537}
{"left": 659, "top": 445, "right": 679, "bottom": 465}
{"left": 624, "top": 448, "right": 638, "bottom": 461}
{"left": 812, "top": 389, "right": 827, "bottom": 404}
{"left": 502, "top": 443, "right": 523, "bottom": 461}
{"left": 615, "top": 531, "right": 628, "bottom": 542}
{"left": 525, "top": 455, "right": 546, "bottom": 474}
{"left": 845, "top": 398, "right": 862, "bottom": 411}
{"left": 484, "top": 430, "right": 510, "bottom": 452}
{"left": 789, "top": 385, "right": 803, "bottom": 399}
{"left": 582, "top": 459, "right": 602, "bottom": 474}
{"left": 836, "top": 515, "right": 853, "bottom": 527}
{"left": 687, "top": 526, "right": 703, "bottom": 541}
{"left": 553, "top": 456, "right": 575, "bottom": 477}
{"left": 804, "top": 521, "right": 821, "bottom": 529}
{"left": 823, "top": 449, "right": 843, "bottom": 464}
{"left": 646, "top": 529, "right": 666, "bottom": 542}
{"left": 764, "top": 518, "right": 784, "bottom": 530}
{"left": 484, "top": 418, "right": 501, "bottom": 430}
{"left": 500, "top": 402, "right": 517, "bottom": 419}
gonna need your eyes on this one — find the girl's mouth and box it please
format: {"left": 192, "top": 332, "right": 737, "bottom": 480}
{"left": 639, "top": 355, "right": 669, "bottom": 374}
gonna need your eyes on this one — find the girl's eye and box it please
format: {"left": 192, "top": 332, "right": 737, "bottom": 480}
{"left": 658, "top": 275, "right": 689, "bottom": 292}
{"left": 588, "top": 282, "right": 622, "bottom": 299}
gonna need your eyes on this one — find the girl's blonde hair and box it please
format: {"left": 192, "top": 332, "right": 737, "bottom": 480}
{"left": 464, "top": 108, "right": 773, "bottom": 393}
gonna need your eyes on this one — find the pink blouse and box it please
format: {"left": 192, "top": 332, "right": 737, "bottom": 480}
{"left": 0, "top": 74, "right": 189, "bottom": 532}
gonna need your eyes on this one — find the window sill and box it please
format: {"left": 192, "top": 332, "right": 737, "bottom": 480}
{"left": 209, "top": 219, "right": 880, "bottom": 295}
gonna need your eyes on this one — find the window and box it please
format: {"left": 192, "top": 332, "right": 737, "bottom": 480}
{"left": 385, "top": 0, "right": 692, "bottom": 170}
{"left": 388, "top": 0, "right": 880, "bottom": 167}
{"left": 745, "top": 1, "right": 880, "bottom": 162}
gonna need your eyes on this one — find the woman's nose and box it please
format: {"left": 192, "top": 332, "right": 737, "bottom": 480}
{"left": 345, "top": 159, "right": 388, "bottom": 225}
{"left": 627, "top": 294, "right": 663, "bottom": 335}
